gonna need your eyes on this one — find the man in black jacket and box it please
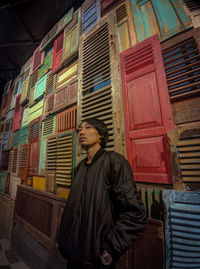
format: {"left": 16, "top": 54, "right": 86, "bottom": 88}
{"left": 58, "top": 118, "right": 147, "bottom": 268}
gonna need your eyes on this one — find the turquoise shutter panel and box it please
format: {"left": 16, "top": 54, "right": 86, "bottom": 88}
{"left": 12, "top": 130, "right": 20, "bottom": 148}
{"left": 39, "top": 138, "right": 47, "bottom": 175}
{"left": 34, "top": 74, "right": 47, "bottom": 101}
{"left": 19, "top": 124, "right": 29, "bottom": 145}
{"left": 130, "top": 0, "right": 191, "bottom": 42}
{"left": 163, "top": 190, "right": 200, "bottom": 269}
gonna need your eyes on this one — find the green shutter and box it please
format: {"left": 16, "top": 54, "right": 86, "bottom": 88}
{"left": 34, "top": 74, "right": 47, "bottom": 100}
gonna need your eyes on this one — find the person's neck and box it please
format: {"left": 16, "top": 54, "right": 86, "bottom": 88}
{"left": 86, "top": 144, "right": 102, "bottom": 164}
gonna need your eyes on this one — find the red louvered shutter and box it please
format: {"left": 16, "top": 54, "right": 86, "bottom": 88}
{"left": 120, "top": 34, "right": 174, "bottom": 184}
{"left": 52, "top": 32, "right": 64, "bottom": 73}
{"left": 31, "top": 45, "right": 44, "bottom": 74}
{"left": 12, "top": 94, "right": 22, "bottom": 132}
{"left": 28, "top": 117, "right": 41, "bottom": 175}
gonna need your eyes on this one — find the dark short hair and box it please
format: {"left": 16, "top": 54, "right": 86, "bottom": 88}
{"left": 81, "top": 118, "right": 109, "bottom": 148}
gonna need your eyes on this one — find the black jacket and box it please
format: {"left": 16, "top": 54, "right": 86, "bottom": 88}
{"left": 58, "top": 149, "right": 147, "bottom": 268}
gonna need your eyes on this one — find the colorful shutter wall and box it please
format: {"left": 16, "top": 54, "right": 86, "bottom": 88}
{"left": 34, "top": 74, "right": 47, "bottom": 101}
{"left": 62, "top": 8, "right": 80, "bottom": 65}
{"left": 120, "top": 34, "right": 174, "bottom": 184}
{"left": 12, "top": 94, "right": 22, "bottom": 132}
{"left": 52, "top": 32, "right": 64, "bottom": 73}
{"left": 130, "top": 0, "right": 191, "bottom": 43}
{"left": 82, "top": 0, "right": 100, "bottom": 34}
{"left": 31, "top": 45, "right": 44, "bottom": 74}
{"left": 56, "top": 106, "right": 77, "bottom": 133}
{"left": 161, "top": 29, "right": 200, "bottom": 125}
{"left": 19, "top": 143, "right": 29, "bottom": 183}
{"left": 163, "top": 190, "right": 200, "bottom": 269}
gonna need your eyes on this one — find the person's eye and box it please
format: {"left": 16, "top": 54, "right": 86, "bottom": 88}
{"left": 86, "top": 126, "right": 91, "bottom": 129}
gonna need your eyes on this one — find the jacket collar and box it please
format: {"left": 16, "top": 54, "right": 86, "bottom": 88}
{"left": 84, "top": 148, "right": 105, "bottom": 166}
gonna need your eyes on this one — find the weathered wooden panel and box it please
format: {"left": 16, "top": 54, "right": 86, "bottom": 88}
{"left": 101, "top": 0, "right": 124, "bottom": 16}
{"left": 33, "top": 176, "right": 46, "bottom": 191}
{"left": 82, "top": 0, "right": 100, "bottom": 34}
{"left": 20, "top": 77, "right": 30, "bottom": 105}
{"left": 12, "top": 130, "right": 20, "bottom": 148}
{"left": 42, "top": 115, "right": 56, "bottom": 139}
{"left": 13, "top": 185, "right": 66, "bottom": 251}
{"left": 52, "top": 32, "right": 64, "bottom": 73}
{"left": 31, "top": 45, "right": 44, "bottom": 74}
{"left": 78, "top": 14, "right": 125, "bottom": 154}
{"left": 44, "top": 72, "right": 56, "bottom": 96}
{"left": 120, "top": 34, "right": 174, "bottom": 184}
{"left": 38, "top": 47, "right": 54, "bottom": 80}
{"left": 11, "top": 146, "right": 19, "bottom": 176}
{"left": 12, "top": 94, "right": 22, "bottom": 132}
{"left": 28, "top": 98, "right": 44, "bottom": 122}
{"left": 56, "top": 131, "right": 76, "bottom": 188}
{"left": 114, "top": 1, "right": 136, "bottom": 53}
{"left": 130, "top": 0, "right": 192, "bottom": 43}
{"left": 180, "top": 0, "right": 200, "bottom": 28}
{"left": 163, "top": 190, "right": 200, "bottom": 269}
{"left": 162, "top": 28, "right": 200, "bottom": 125}
{"left": 34, "top": 74, "right": 47, "bottom": 101}
{"left": 38, "top": 138, "right": 47, "bottom": 176}
{"left": 55, "top": 106, "right": 77, "bottom": 133}
{"left": 18, "top": 143, "right": 29, "bottom": 184}
{"left": 28, "top": 117, "right": 41, "bottom": 143}
{"left": 62, "top": 8, "right": 81, "bottom": 65}
{"left": 21, "top": 105, "right": 29, "bottom": 127}
{"left": 54, "top": 62, "right": 78, "bottom": 112}
{"left": 134, "top": 218, "right": 165, "bottom": 269}
{"left": 19, "top": 124, "right": 29, "bottom": 146}
{"left": 46, "top": 135, "right": 57, "bottom": 193}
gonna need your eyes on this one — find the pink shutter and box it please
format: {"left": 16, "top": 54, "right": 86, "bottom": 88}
{"left": 31, "top": 45, "right": 44, "bottom": 74}
{"left": 12, "top": 94, "right": 22, "bottom": 132}
{"left": 120, "top": 34, "right": 174, "bottom": 184}
{"left": 52, "top": 32, "right": 64, "bottom": 73}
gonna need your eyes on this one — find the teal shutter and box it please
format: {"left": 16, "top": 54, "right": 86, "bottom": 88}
{"left": 34, "top": 74, "right": 47, "bottom": 101}
{"left": 39, "top": 138, "right": 47, "bottom": 175}
{"left": 130, "top": 0, "right": 191, "bottom": 42}
{"left": 19, "top": 124, "right": 29, "bottom": 145}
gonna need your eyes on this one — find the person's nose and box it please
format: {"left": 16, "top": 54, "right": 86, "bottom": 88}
{"left": 79, "top": 128, "right": 85, "bottom": 136}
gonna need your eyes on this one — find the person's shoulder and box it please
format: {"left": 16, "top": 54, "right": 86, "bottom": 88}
{"left": 105, "top": 150, "right": 128, "bottom": 163}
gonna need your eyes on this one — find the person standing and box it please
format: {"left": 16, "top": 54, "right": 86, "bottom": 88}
{"left": 58, "top": 118, "right": 147, "bottom": 268}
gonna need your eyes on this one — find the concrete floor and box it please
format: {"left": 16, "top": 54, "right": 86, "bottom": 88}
{"left": 0, "top": 227, "right": 30, "bottom": 269}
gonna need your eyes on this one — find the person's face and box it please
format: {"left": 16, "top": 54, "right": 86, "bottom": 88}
{"left": 78, "top": 121, "right": 102, "bottom": 149}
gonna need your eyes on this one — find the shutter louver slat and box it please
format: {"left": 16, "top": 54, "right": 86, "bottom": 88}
{"left": 162, "top": 37, "right": 200, "bottom": 101}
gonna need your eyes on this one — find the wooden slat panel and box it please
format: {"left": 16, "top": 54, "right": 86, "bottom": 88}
{"left": 31, "top": 45, "right": 44, "bottom": 74}
{"left": 12, "top": 146, "right": 19, "bottom": 176}
{"left": 52, "top": 32, "right": 64, "bottom": 73}
{"left": 42, "top": 115, "right": 55, "bottom": 138}
{"left": 56, "top": 106, "right": 77, "bottom": 133}
{"left": 177, "top": 134, "right": 200, "bottom": 182}
{"left": 45, "top": 72, "right": 56, "bottom": 96}
{"left": 34, "top": 74, "right": 47, "bottom": 101}
{"left": 28, "top": 117, "right": 41, "bottom": 143}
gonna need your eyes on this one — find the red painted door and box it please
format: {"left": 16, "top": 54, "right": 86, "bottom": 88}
{"left": 120, "top": 34, "right": 174, "bottom": 184}
{"left": 52, "top": 32, "right": 64, "bottom": 73}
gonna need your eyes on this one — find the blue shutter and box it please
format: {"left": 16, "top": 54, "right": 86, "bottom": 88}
{"left": 163, "top": 190, "right": 200, "bottom": 269}
{"left": 82, "top": 0, "right": 100, "bottom": 33}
